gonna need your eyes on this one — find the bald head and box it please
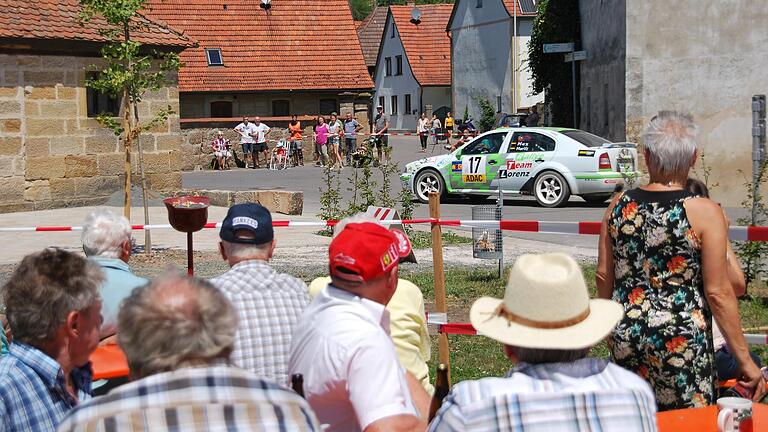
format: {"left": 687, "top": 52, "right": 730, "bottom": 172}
{"left": 117, "top": 274, "right": 238, "bottom": 378}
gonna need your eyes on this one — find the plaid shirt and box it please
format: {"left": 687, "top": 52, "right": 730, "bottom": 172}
{"left": 0, "top": 343, "right": 93, "bottom": 432}
{"left": 57, "top": 365, "right": 321, "bottom": 432}
{"left": 429, "top": 358, "right": 657, "bottom": 432}
{"left": 210, "top": 260, "right": 309, "bottom": 384}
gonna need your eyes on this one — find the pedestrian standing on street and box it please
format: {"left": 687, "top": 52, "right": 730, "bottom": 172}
{"left": 444, "top": 111, "right": 454, "bottom": 146}
{"left": 314, "top": 116, "right": 329, "bottom": 167}
{"left": 431, "top": 114, "right": 442, "bottom": 147}
{"left": 373, "top": 105, "right": 390, "bottom": 163}
{"left": 289, "top": 115, "right": 304, "bottom": 167}
{"left": 251, "top": 117, "right": 271, "bottom": 169}
{"left": 234, "top": 117, "right": 258, "bottom": 169}
{"left": 417, "top": 113, "right": 429, "bottom": 153}
{"left": 526, "top": 105, "right": 540, "bottom": 127}
{"left": 327, "top": 112, "right": 344, "bottom": 169}
{"left": 343, "top": 112, "right": 362, "bottom": 165}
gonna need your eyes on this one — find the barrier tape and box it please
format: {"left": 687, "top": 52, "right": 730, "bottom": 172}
{"left": 1, "top": 219, "right": 767, "bottom": 241}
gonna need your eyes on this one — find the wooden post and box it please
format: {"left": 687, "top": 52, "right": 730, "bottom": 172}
{"left": 429, "top": 191, "right": 450, "bottom": 380}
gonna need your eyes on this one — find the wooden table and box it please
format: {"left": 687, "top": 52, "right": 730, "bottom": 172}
{"left": 89, "top": 345, "right": 129, "bottom": 380}
{"left": 657, "top": 403, "right": 767, "bottom": 431}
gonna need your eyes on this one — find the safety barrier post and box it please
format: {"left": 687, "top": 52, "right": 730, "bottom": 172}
{"left": 429, "top": 192, "right": 451, "bottom": 381}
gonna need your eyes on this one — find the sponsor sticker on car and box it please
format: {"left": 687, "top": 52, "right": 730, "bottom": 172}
{"left": 506, "top": 160, "right": 534, "bottom": 170}
{"left": 451, "top": 161, "right": 462, "bottom": 172}
{"left": 461, "top": 155, "right": 486, "bottom": 183}
{"left": 578, "top": 149, "right": 596, "bottom": 157}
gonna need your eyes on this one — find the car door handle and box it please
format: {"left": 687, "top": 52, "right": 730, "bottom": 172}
{"left": 488, "top": 160, "right": 498, "bottom": 165}
{"left": 534, "top": 159, "right": 545, "bottom": 163}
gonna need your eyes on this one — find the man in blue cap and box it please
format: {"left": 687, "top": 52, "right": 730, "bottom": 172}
{"left": 209, "top": 203, "right": 309, "bottom": 385}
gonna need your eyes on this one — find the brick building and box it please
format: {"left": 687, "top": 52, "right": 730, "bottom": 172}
{"left": 0, "top": 0, "right": 194, "bottom": 212}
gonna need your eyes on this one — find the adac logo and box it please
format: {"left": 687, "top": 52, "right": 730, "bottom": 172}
{"left": 451, "top": 161, "right": 462, "bottom": 172}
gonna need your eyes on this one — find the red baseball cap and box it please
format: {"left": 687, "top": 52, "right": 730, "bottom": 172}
{"left": 329, "top": 222, "right": 412, "bottom": 283}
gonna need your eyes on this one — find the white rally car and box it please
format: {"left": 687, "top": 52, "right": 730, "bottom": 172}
{"left": 400, "top": 127, "right": 639, "bottom": 207}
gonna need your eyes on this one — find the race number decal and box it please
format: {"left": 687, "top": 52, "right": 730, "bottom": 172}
{"left": 461, "top": 155, "right": 486, "bottom": 183}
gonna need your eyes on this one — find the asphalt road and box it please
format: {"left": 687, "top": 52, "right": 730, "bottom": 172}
{"left": 183, "top": 136, "right": 611, "bottom": 250}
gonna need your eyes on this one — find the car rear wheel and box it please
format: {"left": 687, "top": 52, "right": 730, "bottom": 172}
{"left": 582, "top": 194, "right": 611, "bottom": 204}
{"left": 414, "top": 169, "right": 445, "bottom": 203}
{"left": 533, "top": 171, "right": 570, "bottom": 208}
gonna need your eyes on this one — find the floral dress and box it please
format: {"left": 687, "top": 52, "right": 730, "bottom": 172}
{"left": 609, "top": 188, "right": 714, "bottom": 411}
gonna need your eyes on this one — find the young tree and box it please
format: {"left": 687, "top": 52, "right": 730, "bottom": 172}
{"left": 80, "top": 0, "right": 182, "bottom": 252}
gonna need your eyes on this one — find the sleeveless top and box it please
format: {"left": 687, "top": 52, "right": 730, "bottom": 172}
{"left": 608, "top": 188, "right": 714, "bottom": 410}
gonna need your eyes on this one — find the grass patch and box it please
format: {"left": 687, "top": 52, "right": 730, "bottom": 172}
{"left": 408, "top": 230, "right": 473, "bottom": 249}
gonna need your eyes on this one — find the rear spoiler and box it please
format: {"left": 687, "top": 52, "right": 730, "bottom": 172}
{"left": 600, "top": 142, "right": 637, "bottom": 149}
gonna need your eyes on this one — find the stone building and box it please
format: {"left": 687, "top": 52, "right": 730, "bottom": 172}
{"left": 446, "top": 0, "right": 541, "bottom": 121}
{"left": 0, "top": 0, "right": 194, "bottom": 212}
{"left": 579, "top": 0, "right": 768, "bottom": 205}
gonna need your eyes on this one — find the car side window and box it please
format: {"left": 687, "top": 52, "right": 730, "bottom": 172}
{"left": 508, "top": 132, "right": 556, "bottom": 152}
{"left": 462, "top": 133, "right": 506, "bottom": 155}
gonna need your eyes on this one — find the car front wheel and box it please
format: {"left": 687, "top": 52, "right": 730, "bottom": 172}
{"left": 533, "top": 171, "right": 571, "bottom": 208}
{"left": 414, "top": 169, "right": 445, "bottom": 203}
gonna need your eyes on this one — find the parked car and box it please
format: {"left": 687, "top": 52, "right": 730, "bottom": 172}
{"left": 400, "top": 127, "right": 638, "bottom": 207}
{"left": 494, "top": 112, "right": 529, "bottom": 128}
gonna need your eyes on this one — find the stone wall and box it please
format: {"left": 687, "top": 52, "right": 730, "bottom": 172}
{"left": 0, "top": 53, "right": 183, "bottom": 212}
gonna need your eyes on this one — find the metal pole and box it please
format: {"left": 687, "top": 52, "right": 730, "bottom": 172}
{"left": 187, "top": 232, "right": 194, "bottom": 276}
{"left": 571, "top": 51, "right": 577, "bottom": 128}
{"left": 752, "top": 95, "right": 766, "bottom": 227}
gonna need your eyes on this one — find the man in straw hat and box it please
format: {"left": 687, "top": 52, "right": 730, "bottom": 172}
{"left": 289, "top": 222, "right": 430, "bottom": 432}
{"left": 429, "top": 253, "right": 657, "bottom": 432}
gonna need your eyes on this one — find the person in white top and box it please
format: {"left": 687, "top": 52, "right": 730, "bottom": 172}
{"left": 234, "top": 117, "right": 258, "bottom": 168}
{"left": 417, "top": 113, "right": 429, "bottom": 153}
{"left": 250, "top": 117, "right": 271, "bottom": 169}
{"left": 289, "top": 222, "right": 430, "bottom": 432}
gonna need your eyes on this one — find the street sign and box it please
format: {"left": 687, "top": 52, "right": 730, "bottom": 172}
{"left": 543, "top": 43, "right": 574, "bottom": 53}
{"left": 564, "top": 50, "right": 588, "bottom": 62}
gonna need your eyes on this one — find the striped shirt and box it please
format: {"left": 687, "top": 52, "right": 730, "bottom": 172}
{"left": 209, "top": 259, "right": 309, "bottom": 385}
{"left": 57, "top": 365, "right": 321, "bottom": 432}
{"left": 429, "top": 358, "right": 657, "bottom": 432}
{"left": 0, "top": 343, "right": 93, "bottom": 432}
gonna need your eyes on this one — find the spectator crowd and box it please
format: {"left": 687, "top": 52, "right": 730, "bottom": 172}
{"left": 0, "top": 111, "right": 766, "bottom": 431}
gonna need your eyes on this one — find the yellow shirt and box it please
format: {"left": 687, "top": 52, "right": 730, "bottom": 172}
{"left": 308, "top": 277, "right": 434, "bottom": 394}
{"left": 444, "top": 116, "right": 454, "bottom": 128}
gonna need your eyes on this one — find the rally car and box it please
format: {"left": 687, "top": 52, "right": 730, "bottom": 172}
{"left": 400, "top": 127, "right": 639, "bottom": 207}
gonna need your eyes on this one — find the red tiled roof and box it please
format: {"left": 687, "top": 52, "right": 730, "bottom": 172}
{"left": 502, "top": 0, "right": 537, "bottom": 17}
{"left": 357, "top": 6, "right": 389, "bottom": 68}
{"left": 145, "top": 0, "right": 373, "bottom": 92}
{"left": 0, "top": 0, "right": 193, "bottom": 47}
{"left": 390, "top": 5, "right": 453, "bottom": 87}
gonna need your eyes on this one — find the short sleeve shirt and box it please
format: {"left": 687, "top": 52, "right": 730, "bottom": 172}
{"left": 374, "top": 114, "right": 389, "bottom": 132}
{"left": 344, "top": 119, "right": 360, "bottom": 138}
{"left": 252, "top": 123, "right": 271, "bottom": 143}
{"left": 289, "top": 286, "right": 418, "bottom": 431}
{"left": 235, "top": 122, "right": 257, "bottom": 144}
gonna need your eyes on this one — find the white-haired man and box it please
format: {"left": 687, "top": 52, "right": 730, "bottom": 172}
{"left": 289, "top": 222, "right": 430, "bottom": 432}
{"left": 0, "top": 249, "right": 104, "bottom": 432}
{"left": 210, "top": 203, "right": 309, "bottom": 384}
{"left": 308, "top": 214, "right": 432, "bottom": 393}
{"left": 57, "top": 274, "right": 320, "bottom": 432}
{"left": 429, "top": 253, "right": 657, "bottom": 432}
{"left": 81, "top": 209, "right": 147, "bottom": 339}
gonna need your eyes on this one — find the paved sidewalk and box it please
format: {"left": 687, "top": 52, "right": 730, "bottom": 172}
{"left": 0, "top": 205, "right": 330, "bottom": 265}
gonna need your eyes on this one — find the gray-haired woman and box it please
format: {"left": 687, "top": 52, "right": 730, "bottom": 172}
{"left": 596, "top": 111, "right": 765, "bottom": 410}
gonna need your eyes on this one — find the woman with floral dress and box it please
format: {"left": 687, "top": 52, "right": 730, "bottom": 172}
{"left": 596, "top": 111, "right": 765, "bottom": 410}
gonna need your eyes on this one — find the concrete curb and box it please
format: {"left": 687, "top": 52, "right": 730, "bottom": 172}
{"left": 174, "top": 189, "right": 303, "bottom": 215}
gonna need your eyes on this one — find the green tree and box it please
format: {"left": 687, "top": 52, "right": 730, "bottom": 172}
{"left": 349, "top": 0, "right": 373, "bottom": 21}
{"left": 477, "top": 98, "right": 496, "bottom": 132}
{"left": 527, "top": 0, "right": 580, "bottom": 127}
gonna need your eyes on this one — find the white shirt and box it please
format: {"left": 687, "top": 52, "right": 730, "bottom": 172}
{"left": 289, "top": 286, "right": 418, "bottom": 432}
{"left": 252, "top": 123, "right": 271, "bottom": 143}
{"left": 235, "top": 122, "right": 258, "bottom": 143}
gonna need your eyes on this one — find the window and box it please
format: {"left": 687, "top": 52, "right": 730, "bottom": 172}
{"left": 385, "top": 57, "right": 392, "bottom": 77}
{"left": 395, "top": 55, "right": 403, "bottom": 76}
{"left": 319, "top": 98, "right": 338, "bottom": 115}
{"left": 391, "top": 23, "right": 396, "bottom": 38}
{"left": 391, "top": 95, "right": 398, "bottom": 115}
{"left": 86, "top": 72, "right": 120, "bottom": 117}
{"left": 462, "top": 132, "right": 506, "bottom": 155}
{"left": 205, "top": 48, "right": 224, "bottom": 66}
{"left": 476, "top": 0, "right": 482, "bottom": 7}
{"left": 272, "top": 100, "right": 290, "bottom": 116}
{"left": 405, "top": 94, "right": 412, "bottom": 114}
{"left": 378, "top": 96, "right": 385, "bottom": 111}
{"left": 210, "top": 101, "right": 233, "bottom": 118}
{"left": 562, "top": 130, "right": 611, "bottom": 147}
{"left": 509, "top": 132, "right": 556, "bottom": 152}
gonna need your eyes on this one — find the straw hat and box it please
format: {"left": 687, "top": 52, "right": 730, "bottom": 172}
{"left": 470, "top": 253, "right": 623, "bottom": 350}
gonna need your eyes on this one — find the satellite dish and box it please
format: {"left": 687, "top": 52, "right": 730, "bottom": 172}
{"left": 260, "top": 0, "right": 271, "bottom": 10}
{"left": 410, "top": 7, "right": 421, "bottom": 24}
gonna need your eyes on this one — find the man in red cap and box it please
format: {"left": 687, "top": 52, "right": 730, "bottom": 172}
{"left": 289, "top": 222, "right": 430, "bottom": 432}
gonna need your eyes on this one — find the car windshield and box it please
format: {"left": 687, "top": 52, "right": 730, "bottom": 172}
{"left": 562, "top": 130, "right": 612, "bottom": 147}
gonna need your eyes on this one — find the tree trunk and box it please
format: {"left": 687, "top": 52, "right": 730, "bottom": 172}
{"left": 122, "top": 21, "right": 132, "bottom": 220}
{"left": 134, "top": 104, "right": 152, "bottom": 255}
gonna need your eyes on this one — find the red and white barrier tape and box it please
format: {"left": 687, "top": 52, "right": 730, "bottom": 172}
{"left": 2, "top": 219, "right": 766, "bottom": 241}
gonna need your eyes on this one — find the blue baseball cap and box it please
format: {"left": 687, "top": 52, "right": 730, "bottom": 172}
{"left": 219, "top": 203, "right": 274, "bottom": 245}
